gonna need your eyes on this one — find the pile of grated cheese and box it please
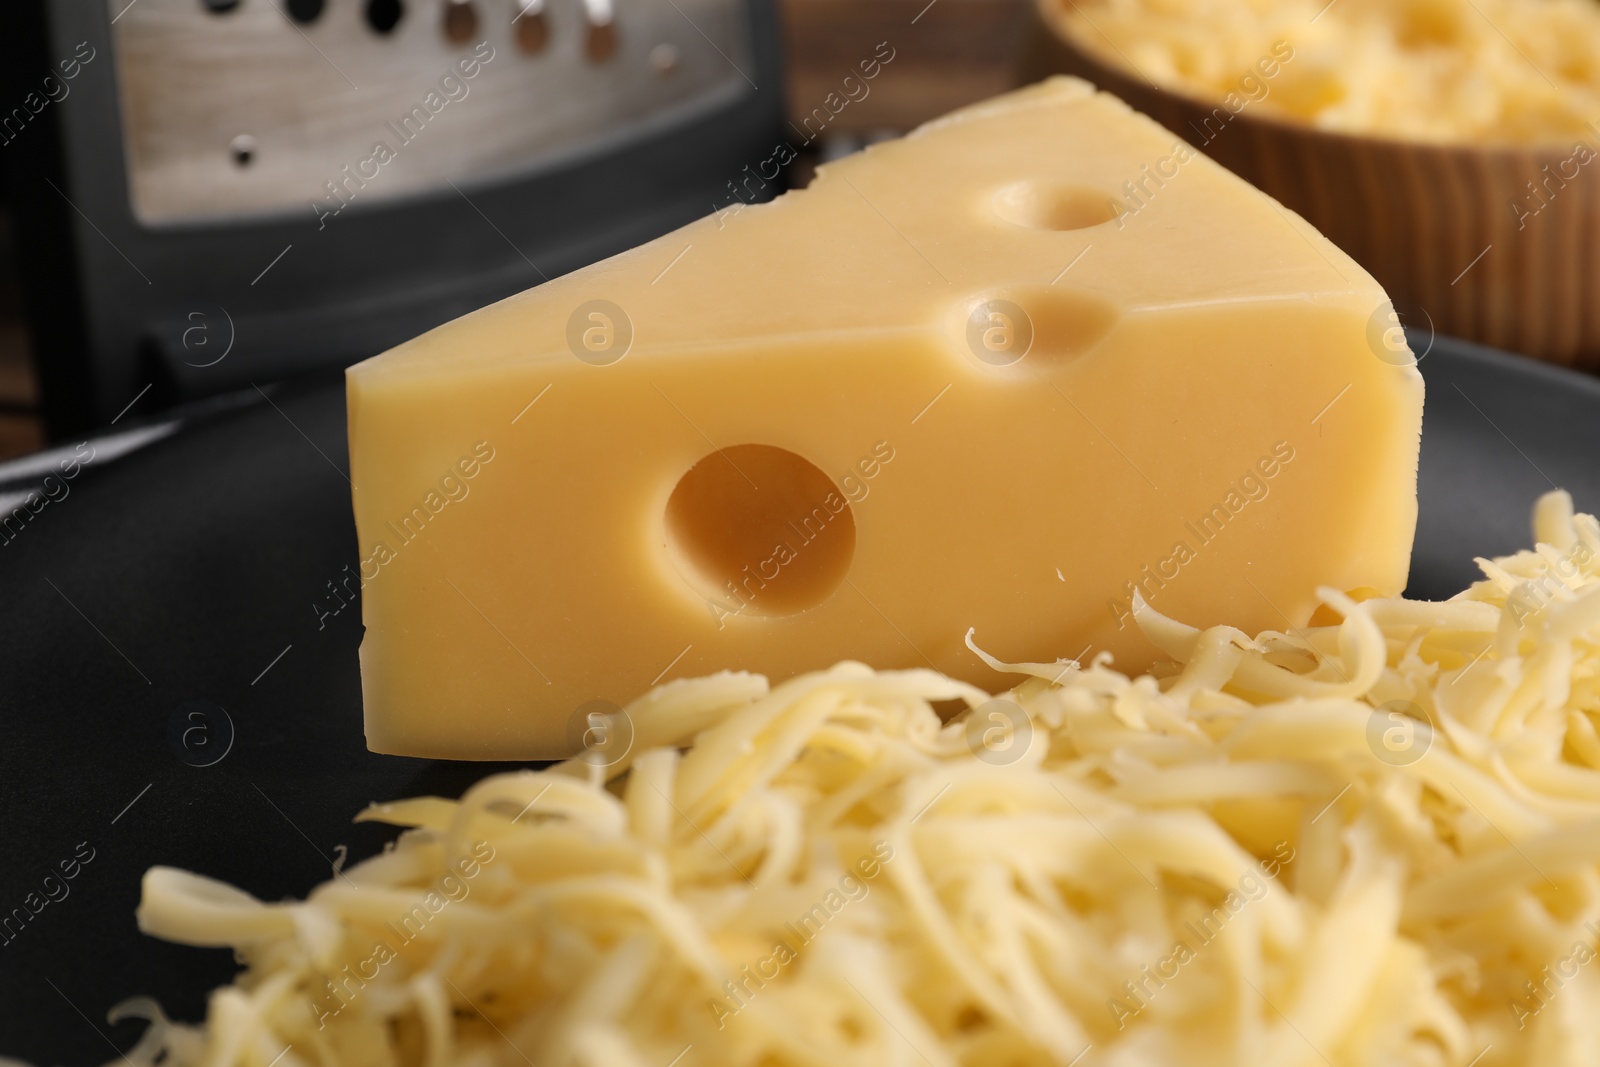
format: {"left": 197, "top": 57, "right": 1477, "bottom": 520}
{"left": 1048, "top": 0, "right": 1600, "bottom": 145}
{"left": 106, "top": 491, "right": 1600, "bottom": 1067}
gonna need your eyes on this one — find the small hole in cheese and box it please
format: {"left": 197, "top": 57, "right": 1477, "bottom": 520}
{"left": 954, "top": 286, "right": 1119, "bottom": 370}
{"left": 992, "top": 180, "right": 1120, "bottom": 231}
{"left": 665, "top": 444, "right": 856, "bottom": 617}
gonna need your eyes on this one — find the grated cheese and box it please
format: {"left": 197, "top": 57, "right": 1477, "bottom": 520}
{"left": 1047, "top": 0, "right": 1600, "bottom": 145}
{"left": 94, "top": 491, "right": 1600, "bottom": 1066}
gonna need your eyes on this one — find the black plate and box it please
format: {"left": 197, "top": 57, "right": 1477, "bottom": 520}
{"left": 4, "top": 333, "right": 1600, "bottom": 1062}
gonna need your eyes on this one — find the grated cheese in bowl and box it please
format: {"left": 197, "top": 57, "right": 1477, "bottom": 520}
{"left": 1048, "top": 0, "right": 1600, "bottom": 145}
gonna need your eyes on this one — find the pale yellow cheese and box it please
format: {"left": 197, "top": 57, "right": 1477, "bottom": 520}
{"left": 346, "top": 76, "right": 1423, "bottom": 759}
{"left": 1047, "top": 0, "right": 1600, "bottom": 145}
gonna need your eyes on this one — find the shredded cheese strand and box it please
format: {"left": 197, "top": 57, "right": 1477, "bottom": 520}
{"left": 95, "top": 490, "right": 1600, "bottom": 1067}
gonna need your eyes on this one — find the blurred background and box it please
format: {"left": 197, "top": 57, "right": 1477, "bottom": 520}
{"left": 8, "top": 0, "right": 1595, "bottom": 469}
{"left": 0, "top": 0, "right": 1035, "bottom": 461}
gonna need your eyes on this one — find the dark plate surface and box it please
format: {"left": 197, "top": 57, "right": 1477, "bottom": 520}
{"left": 3, "top": 333, "right": 1599, "bottom": 1062}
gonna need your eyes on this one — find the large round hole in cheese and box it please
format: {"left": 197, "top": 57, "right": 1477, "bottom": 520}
{"left": 664, "top": 444, "right": 856, "bottom": 617}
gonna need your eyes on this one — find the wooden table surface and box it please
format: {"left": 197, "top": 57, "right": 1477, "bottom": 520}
{"left": 779, "top": 0, "right": 1030, "bottom": 135}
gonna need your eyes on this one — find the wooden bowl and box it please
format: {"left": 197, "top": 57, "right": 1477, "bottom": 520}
{"left": 1023, "top": 1, "right": 1600, "bottom": 370}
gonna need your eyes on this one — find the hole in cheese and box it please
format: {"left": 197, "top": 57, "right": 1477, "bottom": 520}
{"left": 955, "top": 286, "right": 1119, "bottom": 370}
{"left": 664, "top": 444, "right": 856, "bottom": 617}
{"left": 991, "top": 180, "right": 1120, "bottom": 230}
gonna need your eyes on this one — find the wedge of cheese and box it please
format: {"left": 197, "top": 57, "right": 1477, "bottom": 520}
{"left": 346, "top": 77, "right": 1423, "bottom": 759}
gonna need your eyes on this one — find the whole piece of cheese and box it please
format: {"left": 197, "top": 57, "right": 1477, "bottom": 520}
{"left": 346, "top": 77, "right": 1423, "bottom": 759}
